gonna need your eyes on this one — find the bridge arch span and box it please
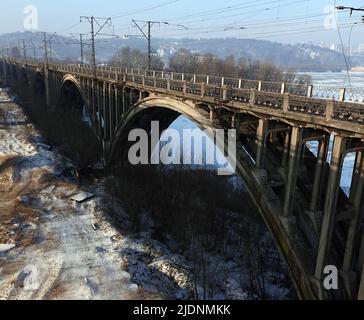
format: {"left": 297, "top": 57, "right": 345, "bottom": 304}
{"left": 59, "top": 75, "right": 91, "bottom": 124}
{"left": 107, "top": 94, "right": 317, "bottom": 299}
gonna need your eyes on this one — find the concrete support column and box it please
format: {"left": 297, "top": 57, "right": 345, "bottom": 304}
{"left": 114, "top": 85, "right": 119, "bottom": 130}
{"left": 309, "top": 136, "right": 329, "bottom": 212}
{"left": 102, "top": 82, "right": 107, "bottom": 140}
{"left": 97, "top": 83, "right": 102, "bottom": 138}
{"left": 281, "top": 130, "right": 291, "bottom": 168}
{"left": 350, "top": 151, "right": 363, "bottom": 203}
{"left": 357, "top": 233, "right": 364, "bottom": 272}
{"left": 358, "top": 269, "right": 364, "bottom": 300}
{"left": 315, "top": 135, "right": 348, "bottom": 280}
{"left": 209, "top": 108, "right": 214, "bottom": 122}
{"left": 108, "top": 83, "right": 113, "bottom": 140}
{"left": 256, "top": 119, "right": 268, "bottom": 169}
{"left": 129, "top": 89, "right": 133, "bottom": 107}
{"left": 183, "top": 81, "right": 187, "bottom": 94}
{"left": 44, "top": 68, "right": 51, "bottom": 108}
{"left": 342, "top": 151, "right": 364, "bottom": 297}
{"left": 91, "top": 79, "right": 96, "bottom": 128}
{"left": 122, "top": 87, "right": 126, "bottom": 114}
{"left": 201, "top": 83, "right": 205, "bottom": 98}
{"left": 282, "top": 126, "right": 303, "bottom": 217}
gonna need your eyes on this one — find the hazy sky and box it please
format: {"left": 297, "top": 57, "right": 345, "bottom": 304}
{"left": 1, "top": 0, "right": 363, "bottom": 46}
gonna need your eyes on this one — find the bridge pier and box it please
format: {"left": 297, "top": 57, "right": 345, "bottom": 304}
{"left": 306, "top": 135, "right": 330, "bottom": 232}
{"left": 358, "top": 269, "right": 364, "bottom": 299}
{"left": 283, "top": 126, "right": 303, "bottom": 218}
{"left": 44, "top": 66, "right": 51, "bottom": 108}
{"left": 114, "top": 84, "right": 119, "bottom": 133}
{"left": 281, "top": 130, "right": 291, "bottom": 168}
{"left": 315, "top": 135, "right": 348, "bottom": 288}
{"left": 342, "top": 150, "right": 364, "bottom": 298}
{"left": 256, "top": 119, "right": 268, "bottom": 169}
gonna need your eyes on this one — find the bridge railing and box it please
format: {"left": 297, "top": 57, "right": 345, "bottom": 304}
{"left": 4, "top": 58, "right": 364, "bottom": 107}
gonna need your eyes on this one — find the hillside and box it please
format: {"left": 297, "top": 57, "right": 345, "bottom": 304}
{"left": 1, "top": 31, "right": 363, "bottom": 72}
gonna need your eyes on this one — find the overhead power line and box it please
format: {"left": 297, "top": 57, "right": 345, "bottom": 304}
{"left": 80, "top": 16, "right": 115, "bottom": 76}
{"left": 111, "top": 0, "right": 181, "bottom": 19}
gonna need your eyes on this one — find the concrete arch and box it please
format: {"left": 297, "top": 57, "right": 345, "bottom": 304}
{"left": 59, "top": 75, "right": 92, "bottom": 122}
{"left": 107, "top": 94, "right": 317, "bottom": 299}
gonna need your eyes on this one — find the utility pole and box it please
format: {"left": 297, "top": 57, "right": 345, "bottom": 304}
{"left": 71, "top": 33, "right": 88, "bottom": 65}
{"left": 43, "top": 32, "right": 48, "bottom": 67}
{"left": 148, "top": 21, "right": 151, "bottom": 70}
{"left": 132, "top": 19, "right": 163, "bottom": 69}
{"left": 80, "top": 16, "right": 113, "bottom": 77}
{"left": 31, "top": 40, "right": 36, "bottom": 62}
{"left": 42, "top": 32, "right": 57, "bottom": 67}
{"left": 49, "top": 40, "right": 52, "bottom": 63}
{"left": 131, "top": 20, "right": 187, "bottom": 70}
{"left": 22, "top": 39, "right": 27, "bottom": 62}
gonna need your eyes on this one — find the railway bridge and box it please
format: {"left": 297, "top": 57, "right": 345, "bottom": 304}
{"left": 1, "top": 58, "right": 364, "bottom": 300}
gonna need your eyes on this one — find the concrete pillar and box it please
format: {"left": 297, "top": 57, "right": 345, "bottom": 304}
{"left": 109, "top": 83, "right": 113, "bottom": 140}
{"left": 256, "top": 119, "right": 268, "bottom": 169}
{"left": 44, "top": 68, "right": 51, "bottom": 108}
{"left": 309, "top": 136, "right": 329, "bottom": 212}
{"left": 122, "top": 87, "right": 126, "bottom": 114}
{"left": 350, "top": 151, "right": 363, "bottom": 203}
{"left": 281, "top": 82, "right": 286, "bottom": 94}
{"left": 282, "top": 126, "right": 303, "bottom": 217}
{"left": 283, "top": 94, "right": 290, "bottom": 113}
{"left": 129, "top": 89, "right": 133, "bottom": 107}
{"left": 209, "top": 109, "right": 214, "bottom": 122}
{"left": 342, "top": 151, "right": 364, "bottom": 296}
{"left": 357, "top": 233, "right": 364, "bottom": 272}
{"left": 315, "top": 135, "right": 347, "bottom": 279}
{"left": 222, "top": 86, "right": 228, "bottom": 101}
{"left": 339, "top": 88, "right": 346, "bottom": 102}
{"left": 97, "top": 83, "right": 102, "bottom": 138}
{"left": 183, "top": 81, "right": 187, "bottom": 94}
{"left": 258, "top": 81, "right": 262, "bottom": 91}
{"left": 326, "top": 100, "right": 334, "bottom": 121}
{"left": 114, "top": 85, "right": 119, "bottom": 130}
{"left": 201, "top": 83, "right": 205, "bottom": 98}
{"left": 102, "top": 82, "right": 107, "bottom": 140}
{"left": 358, "top": 269, "right": 364, "bottom": 300}
{"left": 281, "top": 130, "right": 291, "bottom": 168}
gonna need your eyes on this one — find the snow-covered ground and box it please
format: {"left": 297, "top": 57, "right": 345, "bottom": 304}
{"left": 0, "top": 93, "right": 193, "bottom": 300}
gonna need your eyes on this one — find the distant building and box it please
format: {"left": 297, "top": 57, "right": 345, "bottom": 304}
{"left": 358, "top": 44, "right": 364, "bottom": 53}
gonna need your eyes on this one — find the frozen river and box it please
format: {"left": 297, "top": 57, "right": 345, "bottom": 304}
{"left": 302, "top": 71, "right": 364, "bottom": 89}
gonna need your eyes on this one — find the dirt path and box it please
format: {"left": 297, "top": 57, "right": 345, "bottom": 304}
{"left": 0, "top": 99, "right": 155, "bottom": 300}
